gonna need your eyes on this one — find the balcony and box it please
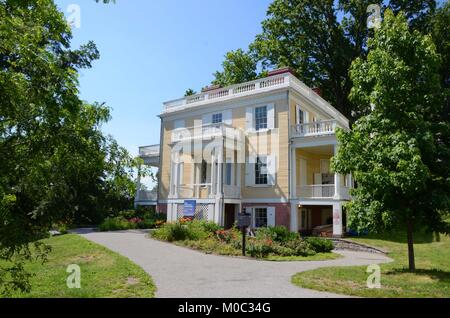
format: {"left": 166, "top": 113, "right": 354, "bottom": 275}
{"left": 135, "top": 189, "right": 157, "bottom": 205}
{"left": 171, "top": 123, "right": 237, "bottom": 143}
{"left": 172, "top": 183, "right": 241, "bottom": 199}
{"left": 297, "top": 184, "right": 350, "bottom": 200}
{"left": 163, "top": 73, "right": 290, "bottom": 114}
{"left": 138, "top": 144, "right": 160, "bottom": 166}
{"left": 292, "top": 120, "right": 342, "bottom": 138}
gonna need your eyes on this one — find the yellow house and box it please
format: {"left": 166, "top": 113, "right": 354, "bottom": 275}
{"left": 137, "top": 68, "right": 352, "bottom": 237}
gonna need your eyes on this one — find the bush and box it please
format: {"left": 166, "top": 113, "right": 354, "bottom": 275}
{"left": 256, "top": 226, "right": 298, "bottom": 243}
{"left": 118, "top": 210, "right": 137, "bottom": 220}
{"left": 305, "top": 237, "right": 334, "bottom": 253}
{"left": 199, "top": 221, "right": 222, "bottom": 234}
{"left": 99, "top": 217, "right": 135, "bottom": 232}
{"left": 283, "top": 239, "right": 316, "bottom": 256}
{"left": 152, "top": 222, "right": 189, "bottom": 241}
{"left": 246, "top": 239, "right": 274, "bottom": 258}
{"left": 136, "top": 219, "right": 155, "bottom": 229}
{"left": 152, "top": 220, "right": 210, "bottom": 242}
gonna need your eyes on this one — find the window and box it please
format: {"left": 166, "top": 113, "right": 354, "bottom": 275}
{"left": 212, "top": 113, "right": 222, "bottom": 124}
{"left": 226, "top": 162, "right": 232, "bottom": 185}
{"left": 254, "top": 208, "right": 268, "bottom": 228}
{"left": 255, "top": 156, "right": 268, "bottom": 185}
{"left": 174, "top": 119, "right": 185, "bottom": 130}
{"left": 255, "top": 106, "right": 267, "bottom": 131}
{"left": 201, "top": 160, "right": 207, "bottom": 184}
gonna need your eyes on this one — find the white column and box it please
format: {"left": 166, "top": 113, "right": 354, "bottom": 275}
{"left": 332, "top": 202, "right": 343, "bottom": 237}
{"left": 291, "top": 147, "right": 297, "bottom": 198}
{"left": 290, "top": 202, "right": 299, "bottom": 233}
{"left": 334, "top": 144, "right": 341, "bottom": 199}
{"left": 210, "top": 153, "right": 216, "bottom": 196}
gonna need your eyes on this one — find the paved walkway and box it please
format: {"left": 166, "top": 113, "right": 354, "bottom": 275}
{"left": 73, "top": 229, "right": 391, "bottom": 298}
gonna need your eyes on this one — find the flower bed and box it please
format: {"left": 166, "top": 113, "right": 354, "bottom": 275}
{"left": 151, "top": 219, "right": 337, "bottom": 261}
{"left": 99, "top": 208, "right": 166, "bottom": 231}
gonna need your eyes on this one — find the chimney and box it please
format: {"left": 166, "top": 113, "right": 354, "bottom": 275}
{"left": 201, "top": 84, "right": 222, "bottom": 93}
{"left": 267, "top": 67, "right": 297, "bottom": 77}
{"left": 312, "top": 87, "right": 322, "bottom": 97}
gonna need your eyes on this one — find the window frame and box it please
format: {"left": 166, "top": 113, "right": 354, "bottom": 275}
{"left": 255, "top": 156, "right": 268, "bottom": 185}
{"left": 254, "top": 106, "right": 268, "bottom": 131}
{"left": 254, "top": 207, "right": 268, "bottom": 228}
{"left": 212, "top": 113, "right": 223, "bottom": 124}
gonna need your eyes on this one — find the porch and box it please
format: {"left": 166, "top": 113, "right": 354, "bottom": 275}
{"left": 291, "top": 144, "right": 352, "bottom": 200}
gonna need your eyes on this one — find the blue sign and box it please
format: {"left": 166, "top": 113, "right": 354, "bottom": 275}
{"left": 183, "top": 200, "right": 196, "bottom": 217}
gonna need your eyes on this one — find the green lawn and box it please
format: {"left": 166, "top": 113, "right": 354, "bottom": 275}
{"left": 2, "top": 234, "right": 156, "bottom": 298}
{"left": 292, "top": 231, "right": 450, "bottom": 297}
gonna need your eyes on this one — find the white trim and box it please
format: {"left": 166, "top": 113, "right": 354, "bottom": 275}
{"left": 241, "top": 198, "right": 289, "bottom": 203}
{"left": 162, "top": 93, "right": 287, "bottom": 121}
{"left": 159, "top": 199, "right": 216, "bottom": 204}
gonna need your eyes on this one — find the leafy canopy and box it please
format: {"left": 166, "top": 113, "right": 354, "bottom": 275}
{"left": 332, "top": 10, "right": 449, "bottom": 235}
{"left": 0, "top": 0, "right": 147, "bottom": 295}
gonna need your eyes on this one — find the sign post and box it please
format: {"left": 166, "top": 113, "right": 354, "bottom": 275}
{"left": 237, "top": 210, "right": 251, "bottom": 256}
{"left": 183, "top": 200, "right": 196, "bottom": 219}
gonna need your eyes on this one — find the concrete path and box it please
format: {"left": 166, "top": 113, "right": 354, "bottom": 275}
{"left": 73, "top": 229, "right": 391, "bottom": 298}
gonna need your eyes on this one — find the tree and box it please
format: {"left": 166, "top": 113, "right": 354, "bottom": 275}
{"left": 250, "top": 0, "right": 438, "bottom": 121}
{"left": 184, "top": 88, "right": 197, "bottom": 96}
{"left": 212, "top": 49, "right": 261, "bottom": 87}
{"left": 332, "top": 10, "right": 449, "bottom": 272}
{"left": 0, "top": 0, "right": 139, "bottom": 295}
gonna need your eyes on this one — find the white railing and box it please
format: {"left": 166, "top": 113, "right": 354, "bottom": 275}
{"left": 135, "top": 190, "right": 157, "bottom": 202}
{"left": 139, "top": 144, "right": 160, "bottom": 157}
{"left": 171, "top": 183, "right": 241, "bottom": 199}
{"left": 224, "top": 185, "right": 241, "bottom": 199}
{"left": 298, "top": 185, "right": 335, "bottom": 198}
{"left": 163, "top": 73, "right": 289, "bottom": 113}
{"left": 171, "top": 123, "right": 234, "bottom": 143}
{"left": 297, "top": 184, "right": 351, "bottom": 199}
{"left": 172, "top": 184, "right": 213, "bottom": 198}
{"left": 292, "top": 120, "right": 338, "bottom": 138}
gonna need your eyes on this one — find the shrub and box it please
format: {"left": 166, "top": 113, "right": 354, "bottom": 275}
{"left": 136, "top": 219, "right": 155, "bottom": 229}
{"left": 152, "top": 222, "right": 189, "bottom": 241}
{"left": 256, "top": 226, "right": 298, "bottom": 243}
{"left": 283, "top": 239, "right": 316, "bottom": 256}
{"left": 118, "top": 210, "right": 137, "bottom": 220}
{"left": 246, "top": 239, "right": 274, "bottom": 258}
{"left": 199, "top": 221, "right": 222, "bottom": 234}
{"left": 185, "top": 221, "right": 210, "bottom": 240}
{"left": 305, "top": 237, "right": 334, "bottom": 253}
{"left": 152, "top": 220, "right": 210, "bottom": 242}
{"left": 99, "top": 217, "right": 135, "bottom": 232}
{"left": 216, "top": 228, "right": 239, "bottom": 243}
{"left": 271, "top": 244, "right": 296, "bottom": 257}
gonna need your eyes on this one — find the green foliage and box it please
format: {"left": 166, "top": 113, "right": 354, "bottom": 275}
{"left": 184, "top": 88, "right": 197, "bottom": 96}
{"left": 304, "top": 237, "right": 334, "bottom": 253}
{"left": 99, "top": 217, "right": 134, "bottom": 232}
{"left": 0, "top": 0, "right": 146, "bottom": 295}
{"left": 333, "top": 10, "right": 449, "bottom": 270}
{"left": 212, "top": 49, "right": 262, "bottom": 87}
{"left": 234, "top": 0, "right": 438, "bottom": 120}
{"left": 256, "top": 226, "right": 299, "bottom": 243}
{"left": 152, "top": 220, "right": 212, "bottom": 242}
{"left": 245, "top": 239, "right": 274, "bottom": 258}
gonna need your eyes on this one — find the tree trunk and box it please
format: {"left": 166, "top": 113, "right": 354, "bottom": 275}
{"left": 406, "top": 217, "right": 416, "bottom": 272}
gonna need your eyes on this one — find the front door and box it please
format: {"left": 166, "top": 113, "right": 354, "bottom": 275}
{"left": 224, "top": 204, "right": 236, "bottom": 229}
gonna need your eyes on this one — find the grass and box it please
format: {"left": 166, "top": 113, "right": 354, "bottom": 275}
{"left": 291, "top": 231, "right": 450, "bottom": 297}
{"left": 169, "top": 237, "right": 341, "bottom": 261}
{"left": 2, "top": 234, "right": 156, "bottom": 298}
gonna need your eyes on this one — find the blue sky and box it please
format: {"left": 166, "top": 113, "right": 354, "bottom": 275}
{"left": 55, "top": 0, "right": 272, "bottom": 157}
